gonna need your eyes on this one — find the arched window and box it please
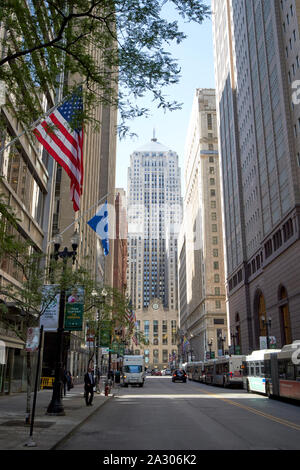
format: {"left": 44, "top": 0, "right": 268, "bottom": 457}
{"left": 279, "top": 286, "right": 292, "bottom": 346}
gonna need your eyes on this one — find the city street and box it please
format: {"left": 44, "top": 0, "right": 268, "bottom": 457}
{"left": 56, "top": 376, "right": 300, "bottom": 450}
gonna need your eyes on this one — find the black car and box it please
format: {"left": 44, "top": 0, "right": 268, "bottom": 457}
{"left": 172, "top": 370, "right": 187, "bottom": 383}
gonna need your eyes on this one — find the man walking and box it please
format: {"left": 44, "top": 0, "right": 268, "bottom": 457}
{"left": 84, "top": 367, "right": 95, "bottom": 406}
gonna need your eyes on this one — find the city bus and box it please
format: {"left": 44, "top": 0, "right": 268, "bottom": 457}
{"left": 263, "top": 341, "right": 300, "bottom": 400}
{"left": 211, "top": 356, "right": 245, "bottom": 387}
{"left": 243, "top": 348, "right": 281, "bottom": 395}
{"left": 202, "top": 356, "right": 245, "bottom": 388}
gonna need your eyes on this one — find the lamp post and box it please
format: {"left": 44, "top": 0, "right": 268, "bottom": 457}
{"left": 261, "top": 316, "right": 272, "bottom": 349}
{"left": 219, "top": 334, "right": 226, "bottom": 356}
{"left": 231, "top": 332, "right": 237, "bottom": 355}
{"left": 208, "top": 338, "right": 213, "bottom": 359}
{"left": 91, "top": 287, "right": 108, "bottom": 392}
{"left": 46, "top": 230, "right": 79, "bottom": 416}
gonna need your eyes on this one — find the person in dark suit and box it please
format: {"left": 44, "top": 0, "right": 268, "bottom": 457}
{"left": 84, "top": 367, "right": 95, "bottom": 406}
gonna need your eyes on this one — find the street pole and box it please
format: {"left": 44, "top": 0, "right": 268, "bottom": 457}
{"left": 46, "top": 232, "right": 79, "bottom": 416}
{"left": 25, "top": 325, "right": 44, "bottom": 447}
{"left": 46, "top": 257, "right": 67, "bottom": 416}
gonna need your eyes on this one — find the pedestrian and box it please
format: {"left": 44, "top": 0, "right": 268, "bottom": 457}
{"left": 115, "top": 369, "right": 121, "bottom": 384}
{"left": 84, "top": 366, "right": 95, "bottom": 406}
{"left": 66, "top": 370, "right": 73, "bottom": 391}
{"left": 63, "top": 369, "right": 68, "bottom": 397}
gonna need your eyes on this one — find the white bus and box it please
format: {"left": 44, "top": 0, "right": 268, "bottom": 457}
{"left": 255, "top": 341, "right": 300, "bottom": 400}
{"left": 202, "top": 356, "right": 245, "bottom": 388}
{"left": 212, "top": 356, "right": 245, "bottom": 387}
{"left": 242, "top": 348, "right": 281, "bottom": 395}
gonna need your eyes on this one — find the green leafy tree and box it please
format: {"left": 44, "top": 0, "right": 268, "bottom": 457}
{"left": 0, "top": 246, "right": 134, "bottom": 421}
{"left": 0, "top": 0, "right": 210, "bottom": 136}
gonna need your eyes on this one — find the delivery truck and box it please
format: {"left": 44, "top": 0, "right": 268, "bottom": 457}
{"left": 122, "top": 355, "right": 145, "bottom": 387}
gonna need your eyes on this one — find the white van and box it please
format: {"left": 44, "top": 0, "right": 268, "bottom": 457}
{"left": 122, "top": 355, "right": 145, "bottom": 387}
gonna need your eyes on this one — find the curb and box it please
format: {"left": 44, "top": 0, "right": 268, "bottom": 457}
{"left": 50, "top": 395, "right": 112, "bottom": 450}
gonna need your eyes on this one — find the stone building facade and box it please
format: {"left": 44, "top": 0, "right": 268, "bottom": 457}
{"left": 212, "top": 0, "right": 300, "bottom": 353}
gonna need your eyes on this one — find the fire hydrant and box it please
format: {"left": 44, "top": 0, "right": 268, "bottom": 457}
{"left": 105, "top": 382, "right": 110, "bottom": 396}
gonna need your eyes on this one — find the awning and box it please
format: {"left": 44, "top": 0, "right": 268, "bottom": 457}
{"left": 0, "top": 336, "right": 24, "bottom": 350}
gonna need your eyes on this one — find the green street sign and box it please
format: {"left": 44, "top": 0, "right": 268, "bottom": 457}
{"left": 64, "top": 286, "right": 84, "bottom": 331}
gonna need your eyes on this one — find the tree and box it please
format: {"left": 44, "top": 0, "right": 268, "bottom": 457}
{"left": 0, "top": 0, "right": 210, "bottom": 136}
{"left": 0, "top": 179, "right": 23, "bottom": 259}
{"left": 0, "top": 244, "right": 134, "bottom": 421}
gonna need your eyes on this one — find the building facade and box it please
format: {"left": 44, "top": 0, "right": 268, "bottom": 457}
{"left": 113, "top": 188, "right": 128, "bottom": 296}
{"left": 180, "top": 89, "right": 228, "bottom": 362}
{"left": 127, "top": 136, "right": 182, "bottom": 369}
{"left": 212, "top": 0, "right": 300, "bottom": 354}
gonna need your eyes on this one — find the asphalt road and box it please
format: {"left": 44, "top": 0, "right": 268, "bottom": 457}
{"left": 56, "top": 376, "right": 300, "bottom": 450}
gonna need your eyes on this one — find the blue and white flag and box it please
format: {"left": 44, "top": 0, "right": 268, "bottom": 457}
{"left": 87, "top": 201, "right": 109, "bottom": 256}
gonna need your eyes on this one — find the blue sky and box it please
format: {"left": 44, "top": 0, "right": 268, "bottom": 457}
{"left": 115, "top": 0, "right": 215, "bottom": 193}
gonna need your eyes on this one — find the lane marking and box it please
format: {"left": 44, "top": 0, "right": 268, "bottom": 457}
{"left": 199, "top": 388, "right": 300, "bottom": 432}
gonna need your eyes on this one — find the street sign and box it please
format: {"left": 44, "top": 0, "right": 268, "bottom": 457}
{"left": 25, "top": 328, "right": 40, "bottom": 352}
{"left": 64, "top": 286, "right": 84, "bottom": 331}
{"left": 40, "top": 285, "right": 60, "bottom": 331}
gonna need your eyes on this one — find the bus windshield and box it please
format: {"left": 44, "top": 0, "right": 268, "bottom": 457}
{"left": 124, "top": 365, "right": 142, "bottom": 373}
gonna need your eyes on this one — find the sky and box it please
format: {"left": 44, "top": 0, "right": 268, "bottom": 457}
{"left": 115, "top": 0, "right": 215, "bottom": 194}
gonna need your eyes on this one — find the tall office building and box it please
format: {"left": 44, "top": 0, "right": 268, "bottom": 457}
{"left": 127, "top": 136, "right": 182, "bottom": 369}
{"left": 212, "top": 0, "right": 300, "bottom": 353}
{"left": 179, "top": 89, "right": 227, "bottom": 361}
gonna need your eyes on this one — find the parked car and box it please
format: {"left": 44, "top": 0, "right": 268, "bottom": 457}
{"left": 172, "top": 369, "right": 187, "bottom": 383}
{"left": 165, "top": 369, "right": 172, "bottom": 376}
{"left": 155, "top": 370, "right": 162, "bottom": 376}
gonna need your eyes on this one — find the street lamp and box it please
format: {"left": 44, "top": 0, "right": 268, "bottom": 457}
{"left": 208, "top": 338, "right": 213, "bottom": 359}
{"left": 46, "top": 230, "right": 79, "bottom": 416}
{"left": 261, "top": 316, "right": 272, "bottom": 349}
{"left": 91, "top": 287, "right": 108, "bottom": 391}
{"left": 231, "top": 332, "right": 238, "bottom": 355}
{"left": 219, "top": 334, "right": 226, "bottom": 356}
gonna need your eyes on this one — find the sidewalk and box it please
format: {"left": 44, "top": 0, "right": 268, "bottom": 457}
{"left": 0, "top": 380, "right": 115, "bottom": 450}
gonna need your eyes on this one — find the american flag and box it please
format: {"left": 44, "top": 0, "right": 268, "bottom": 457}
{"left": 132, "top": 334, "right": 138, "bottom": 346}
{"left": 126, "top": 301, "right": 136, "bottom": 327}
{"left": 33, "top": 88, "right": 84, "bottom": 212}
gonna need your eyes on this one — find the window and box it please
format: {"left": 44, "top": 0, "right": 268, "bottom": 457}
{"left": 207, "top": 114, "right": 213, "bottom": 130}
{"left": 162, "top": 350, "right": 168, "bottom": 363}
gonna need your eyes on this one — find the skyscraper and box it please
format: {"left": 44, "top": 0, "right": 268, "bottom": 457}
{"left": 212, "top": 0, "right": 300, "bottom": 353}
{"left": 179, "top": 89, "right": 227, "bottom": 361}
{"left": 127, "top": 135, "right": 182, "bottom": 369}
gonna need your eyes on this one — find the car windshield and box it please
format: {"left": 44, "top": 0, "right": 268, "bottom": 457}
{"left": 124, "top": 365, "right": 142, "bottom": 373}
{"left": 176, "top": 370, "right": 183, "bottom": 375}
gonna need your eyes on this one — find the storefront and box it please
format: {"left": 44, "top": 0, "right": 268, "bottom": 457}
{"left": 0, "top": 330, "right": 26, "bottom": 394}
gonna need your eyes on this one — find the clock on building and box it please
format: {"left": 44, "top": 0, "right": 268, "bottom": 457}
{"left": 152, "top": 303, "right": 159, "bottom": 310}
